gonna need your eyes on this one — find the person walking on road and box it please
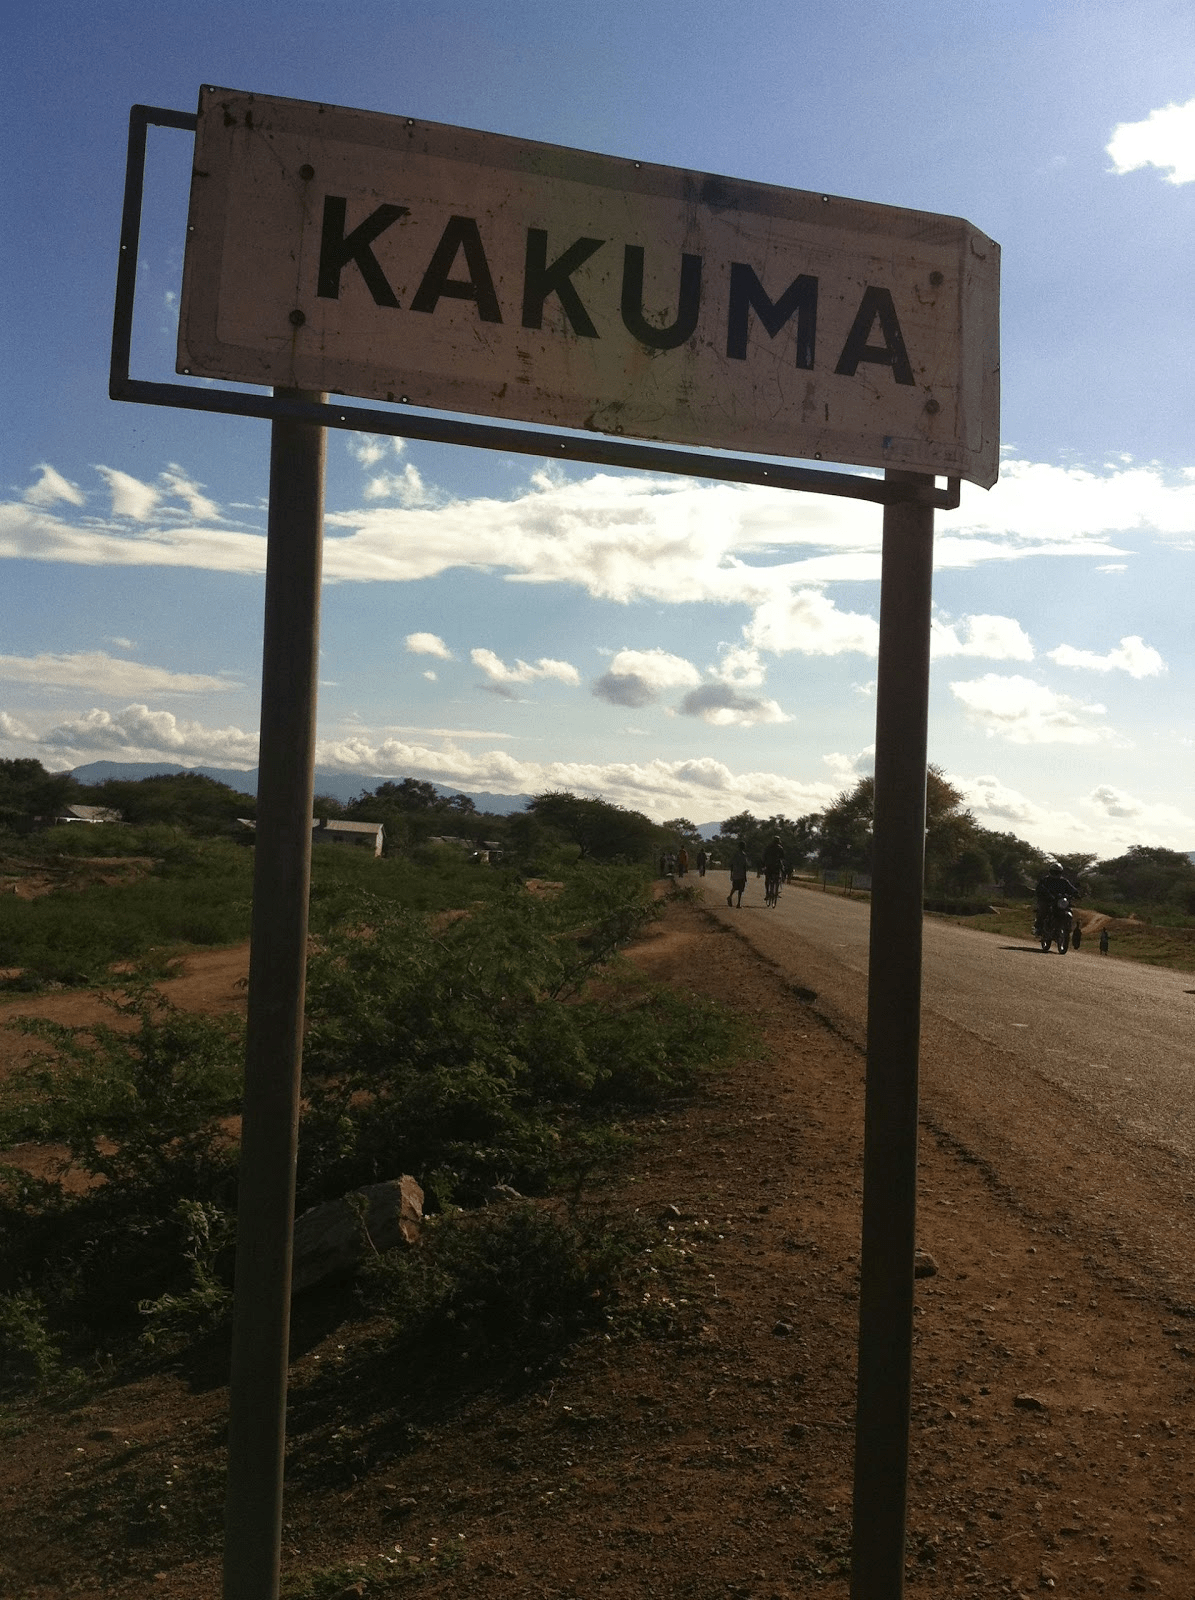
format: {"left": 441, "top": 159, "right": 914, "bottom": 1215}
{"left": 727, "top": 842, "right": 749, "bottom": 907}
{"left": 696, "top": 846, "right": 707, "bottom": 877}
{"left": 677, "top": 844, "right": 689, "bottom": 877}
{"left": 1099, "top": 926, "right": 1110, "bottom": 955}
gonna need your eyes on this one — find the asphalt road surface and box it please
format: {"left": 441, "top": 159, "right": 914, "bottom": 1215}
{"left": 700, "top": 871, "right": 1195, "bottom": 1302}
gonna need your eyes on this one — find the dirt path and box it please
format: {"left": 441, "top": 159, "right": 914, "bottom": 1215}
{"left": 2, "top": 902, "right": 1192, "bottom": 1598}
{"left": 0, "top": 942, "right": 251, "bottom": 1081}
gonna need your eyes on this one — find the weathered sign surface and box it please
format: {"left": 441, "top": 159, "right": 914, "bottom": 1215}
{"left": 179, "top": 88, "right": 1000, "bottom": 487}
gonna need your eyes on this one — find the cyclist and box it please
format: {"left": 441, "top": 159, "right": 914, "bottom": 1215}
{"left": 762, "top": 835, "right": 786, "bottom": 906}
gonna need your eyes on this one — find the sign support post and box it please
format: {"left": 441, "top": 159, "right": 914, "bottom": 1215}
{"left": 222, "top": 391, "right": 326, "bottom": 1600}
{"left": 850, "top": 470, "right": 936, "bottom": 1599}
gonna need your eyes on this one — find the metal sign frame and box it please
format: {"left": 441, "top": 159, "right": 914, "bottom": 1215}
{"left": 112, "top": 105, "right": 960, "bottom": 512}
{"left": 110, "top": 100, "right": 995, "bottom": 1600}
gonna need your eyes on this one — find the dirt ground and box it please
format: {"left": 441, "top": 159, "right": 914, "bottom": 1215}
{"left": 2, "top": 898, "right": 1193, "bottom": 1598}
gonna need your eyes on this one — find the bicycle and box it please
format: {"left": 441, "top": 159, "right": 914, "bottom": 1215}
{"left": 764, "top": 869, "right": 781, "bottom": 907}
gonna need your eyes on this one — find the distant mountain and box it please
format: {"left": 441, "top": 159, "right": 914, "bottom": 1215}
{"left": 68, "top": 761, "right": 533, "bottom": 816}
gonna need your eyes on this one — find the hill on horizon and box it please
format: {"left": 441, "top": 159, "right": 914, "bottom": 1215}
{"left": 67, "top": 760, "right": 534, "bottom": 816}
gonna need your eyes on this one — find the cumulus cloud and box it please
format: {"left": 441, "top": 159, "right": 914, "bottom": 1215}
{"left": 931, "top": 613, "right": 1034, "bottom": 661}
{"left": 347, "top": 433, "right": 390, "bottom": 467}
{"left": 1107, "top": 97, "right": 1195, "bottom": 184}
{"left": 6, "top": 456, "right": 1195, "bottom": 599}
{"left": 471, "top": 649, "right": 580, "bottom": 694}
{"left": 1082, "top": 784, "right": 1195, "bottom": 839}
{"left": 23, "top": 465, "right": 85, "bottom": 508}
{"left": 405, "top": 632, "right": 453, "bottom": 659}
{"left": 592, "top": 648, "right": 701, "bottom": 708}
{"left": 959, "top": 773, "right": 1052, "bottom": 829}
{"left": 949, "top": 674, "right": 1118, "bottom": 745}
{"left": 823, "top": 747, "right": 875, "bottom": 784}
{"left": 745, "top": 589, "right": 879, "bottom": 657}
{"left": 678, "top": 684, "right": 790, "bottom": 727}
{"left": 363, "top": 462, "right": 433, "bottom": 506}
{"left": 0, "top": 651, "right": 235, "bottom": 695}
{"left": 708, "top": 645, "right": 766, "bottom": 687}
{"left": 1046, "top": 635, "right": 1165, "bottom": 678}
{"left": 34, "top": 704, "right": 260, "bottom": 766}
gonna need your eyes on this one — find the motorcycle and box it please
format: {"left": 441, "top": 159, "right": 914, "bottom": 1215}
{"left": 1037, "top": 894, "right": 1080, "bottom": 954}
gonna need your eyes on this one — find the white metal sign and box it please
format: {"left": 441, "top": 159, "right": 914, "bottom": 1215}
{"left": 179, "top": 88, "right": 999, "bottom": 487}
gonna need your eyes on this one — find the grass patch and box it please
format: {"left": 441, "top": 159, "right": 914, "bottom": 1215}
{"left": 934, "top": 900, "right": 1195, "bottom": 972}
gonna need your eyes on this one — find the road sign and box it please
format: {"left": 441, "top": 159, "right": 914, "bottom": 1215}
{"left": 179, "top": 87, "right": 999, "bottom": 487}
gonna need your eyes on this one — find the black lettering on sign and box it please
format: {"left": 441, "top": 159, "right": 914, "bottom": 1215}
{"left": 621, "top": 246, "right": 702, "bottom": 349}
{"left": 317, "top": 196, "right": 408, "bottom": 306}
{"left": 726, "top": 264, "right": 817, "bottom": 367}
{"left": 834, "top": 286, "right": 914, "bottom": 384}
{"left": 410, "top": 216, "right": 503, "bottom": 322}
{"left": 521, "top": 230, "right": 605, "bottom": 336}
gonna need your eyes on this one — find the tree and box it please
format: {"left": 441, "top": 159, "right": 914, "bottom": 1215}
{"left": 1088, "top": 845, "right": 1195, "bottom": 913}
{"left": 81, "top": 771, "right": 256, "bottom": 833}
{"left": 0, "top": 759, "right": 79, "bottom": 831}
{"left": 527, "top": 791, "right": 658, "bottom": 863}
{"left": 660, "top": 817, "right": 703, "bottom": 851}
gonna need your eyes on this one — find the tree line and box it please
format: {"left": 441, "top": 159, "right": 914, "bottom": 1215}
{"left": 2, "top": 758, "right": 1192, "bottom": 918}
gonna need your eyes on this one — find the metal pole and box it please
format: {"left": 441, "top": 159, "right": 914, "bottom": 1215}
{"left": 850, "top": 470, "right": 936, "bottom": 1600}
{"left": 223, "top": 391, "right": 326, "bottom": 1600}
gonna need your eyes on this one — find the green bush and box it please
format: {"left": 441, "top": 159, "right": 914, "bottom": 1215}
{"left": 361, "top": 1201, "right": 640, "bottom": 1357}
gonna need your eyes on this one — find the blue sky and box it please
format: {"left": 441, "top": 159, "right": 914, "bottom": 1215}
{"left": 2, "top": 0, "right": 1193, "bottom": 854}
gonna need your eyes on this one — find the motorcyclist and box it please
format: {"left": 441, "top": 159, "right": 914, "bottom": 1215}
{"left": 1034, "top": 861, "right": 1080, "bottom": 937}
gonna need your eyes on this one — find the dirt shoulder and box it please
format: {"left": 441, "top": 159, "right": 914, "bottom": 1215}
{"left": 2, "top": 900, "right": 1192, "bottom": 1598}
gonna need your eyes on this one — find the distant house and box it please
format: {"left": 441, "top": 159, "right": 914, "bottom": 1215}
{"left": 54, "top": 804, "right": 122, "bottom": 825}
{"left": 312, "top": 818, "right": 384, "bottom": 857}
{"left": 426, "top": 835, "right": 473, "bottom": 850}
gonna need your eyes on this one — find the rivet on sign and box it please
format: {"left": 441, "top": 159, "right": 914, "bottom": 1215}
{"left": 822, "top": 195, "right": 830, "bottom": 203}
{"left": 924, "top": 398, "right": 941, "bottom": 415}
{"left": 929, "top": 271, "right": 944, "bottom": 287}
{"left": 289, "top": 309, "right": 306, "bottom": 327}
{"left": 400, "top": 396, "right": 409, "bottom": 404}
{"left": 299, "top": 164, "right": 315, "bottom": 181}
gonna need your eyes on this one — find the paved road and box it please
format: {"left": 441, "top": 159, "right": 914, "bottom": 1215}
{"left": 698, "top": 870, "right": 1195, "bottom": 1296}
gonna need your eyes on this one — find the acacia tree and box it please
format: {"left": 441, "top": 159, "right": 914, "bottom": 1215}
{"left": 528, "top": 791, "right": 658, "bottom": 863}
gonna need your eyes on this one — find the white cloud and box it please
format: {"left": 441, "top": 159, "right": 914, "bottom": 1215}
{"left": 0, "top": 651, "right": 234, "bottom": 695}
{"left": 949, "top": 674, "right": 1118, "bottom": 745}
{"left": 0, "top": 711, "right": 38, "bottom": 744}
{"left": 1046, "top": 634, "right": 1165, "bottom": 678}
{"left": 471, "top": 649, "right": 580, "bottom": 688}
{"left": 1081, "top": 784, "right": 1195, "bottom": 844}
{"left": 23, "top": 464, "right": 85, "bottom": 508}
{"left": 363, "top": 462, "right": 432, "bottom": 505}
{"left": 823, "top": 746, "right": 875, "bottom": 784}
{"left": 33, "top": 704, "right": 260, "bottom": 766}
{"left": 592, "top": 648, "right": 701, "bottom": 708}
{"left": 678, "top": 684, "right": 790, "bottom": 727}
{"left": 6, "top": 456, "right": 1195, "bottom": 599}
{"left": 422, "top": 670, "right": 437, "bottom": 681}
{"left": 959, "top": 773, "right": 1052, "bottom": 830}
{"left": 405, "top": 632, "right": 453, "bottom": 659}
{"left": 95, "top": 466, "right": 160, "bottom": 521}
{"left": 745, "top": 589, "right": 879, "bottom": 656}
{"left": 1107, "top": 97, "right": 1195, "bottom": 184}
{"left": 157, "top": 466, "right": 220, "bottom": 522}
{"left": 931, "top": 613, "right": 1034, "bottom": 661}
{"left": 347, "top": 434, "right": 389, "bottom": 467}
{"left": 708, "top": 645, "right": 766, "bottom": 687}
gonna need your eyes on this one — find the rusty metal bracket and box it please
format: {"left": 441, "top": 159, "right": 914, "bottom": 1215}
{"left": 111, "top": 104, "right": 961, "bottom": 512}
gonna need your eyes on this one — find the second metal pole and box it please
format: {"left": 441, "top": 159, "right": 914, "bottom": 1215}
{"left": 850, "top": 470, "right": 936, "bottom": 1600}
{"left": 223, "top": 391, "right": 327, "bottom": 1600}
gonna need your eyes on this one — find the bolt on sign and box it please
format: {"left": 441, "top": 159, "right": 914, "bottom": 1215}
{"left": 179, "top": 87, "right": 999, "bottom": 487}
